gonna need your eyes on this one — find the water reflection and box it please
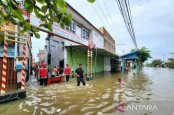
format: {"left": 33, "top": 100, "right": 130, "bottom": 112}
{"left": 0, "top": 67, "right": 174, "bottom": 115}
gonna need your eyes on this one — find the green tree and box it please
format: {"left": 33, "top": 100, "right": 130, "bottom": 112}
{"left": 0, "top": 0, "right": 95, "bottom": 38}
{"left": 131, "top": 47, "right": 152, "bottom": 64}
{"left": 167, "top": 58, "right": 174, "bottom": 68}
{"left": 150, "top": 59, "right": 162, "bottom": 67}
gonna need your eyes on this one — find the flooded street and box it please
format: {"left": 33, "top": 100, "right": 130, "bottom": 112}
{"left": 0, "top": 67, "right": 174, "bottom": 115}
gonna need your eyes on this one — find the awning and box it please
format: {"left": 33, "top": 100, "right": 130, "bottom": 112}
{"left": 65, "top": 46, "right": 119, "bottom": 58}
{"left": 120, "top": 50, "right": 140, "bottom": 60}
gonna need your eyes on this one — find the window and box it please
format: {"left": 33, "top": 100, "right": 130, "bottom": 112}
{"left": 82, "top": 28, "right": 90, "bottom": 39}
{"left": 71, "top": 21, "right": 76, "bottom": 33}
{"left": 76, "top": 25, "right": 81, "bottom": 37}
{"left": 86, "top": 30, "right": 89, "bottom": 39}
{"left": 82, "top": 28, "right": 86, "bottom": 38}
{"left": 65, "top": 26, "right": 70, "bottom": 31}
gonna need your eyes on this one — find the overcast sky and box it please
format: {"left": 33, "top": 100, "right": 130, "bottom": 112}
{"left": 32, "top": 0, "right": 174, "bottom": 62}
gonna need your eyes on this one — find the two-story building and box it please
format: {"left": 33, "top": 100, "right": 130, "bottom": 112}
{"left": 0, "top": 22, "right": 32, "bottom": 86}
{"left": 45, "top": 3, "right": 118, "bottom": 74}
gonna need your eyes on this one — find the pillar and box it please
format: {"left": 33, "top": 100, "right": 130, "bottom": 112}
{"left": 121, "top": 59, "right": 125, "bottom": 73}
{"left": 135, "top": 59, "right": 138, "bottom": 74}
{"left": 87, "top": 49, "right": 90, "bottom": 78}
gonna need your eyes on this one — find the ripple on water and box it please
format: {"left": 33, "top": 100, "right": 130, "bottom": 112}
{"left": 107, "top": 88, "right": 111, "bottom": 91}
{"left": 59, "top": 110, "right": 67, "bottom": 114}
{"left": 95, "top": 97, "right": 100, "bottom": 100}
{"left": 19, "top": 103, "right": 23, "bottom": 110}
{"left": 101, "top": 103, "right": 115, "bottom": 113}
{"left": 102, "top": 94, "right": 110, "bottom": 99}
{"left": 41, "top": 107, "right": 56, "bottom": 114}
{"left": 56, "top": 108, "right": 61, "bottom": 112}
{"left": 22, "top": 109, "right": 30, "bottom": 112}
{"left": 39, "top": 102, "right": 54, "bottom": 107}
{"left": 84, "top": 111, "right": 95, "bottom": 115}
{"left": 88, "top": 99, "right": 95, "bottom": 102}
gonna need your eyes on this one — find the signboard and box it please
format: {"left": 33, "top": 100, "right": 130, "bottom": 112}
{"left": 88, "top": 40, "right": 94, "bottom": 49}
{"left": 0, "top": 45, "right": 15, "bottom": 57}
{"left": 30, "top": 15, "right": 88, "bottom": 46}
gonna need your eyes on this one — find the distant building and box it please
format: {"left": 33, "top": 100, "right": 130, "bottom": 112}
{"left": 37, "top": 49, "right": 46, "bottom": 63}
{"left": 32, "top": 58, "right": 36, "bottom": 67}
{"left": 167, "top": 58, "right": 174, "bottom": 63}
{"left": 45, "top": 3, "right": 118, "bottom": 73}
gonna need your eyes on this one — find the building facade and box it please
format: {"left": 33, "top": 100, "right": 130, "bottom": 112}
{"left": 0, "top": 22, "right": 32, "bottom": 85}
{"left": 45, "top": 3, "right": 118, "bottom": 74}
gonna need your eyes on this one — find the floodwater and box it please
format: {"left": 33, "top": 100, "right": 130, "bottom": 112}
{"left": 0, "top": 67, "right": 174, "bottom": 115}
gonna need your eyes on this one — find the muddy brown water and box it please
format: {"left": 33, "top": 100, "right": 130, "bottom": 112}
{"left": 0, "top": 67, "right": 174, "bottom": 115}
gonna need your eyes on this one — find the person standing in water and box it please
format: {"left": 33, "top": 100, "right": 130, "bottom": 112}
{"left": 64, "top": 64, "right": 71, "bottom": 82}
{"left": 75, "top": 64, "right": 86, "bottom": 86}
{"left": 40, "top": 64, "right": 48, "bottom": 85}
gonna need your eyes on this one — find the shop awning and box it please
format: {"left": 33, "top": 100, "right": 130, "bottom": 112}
{"left": 65, "top": 46, "right": 119, "bottom": 58}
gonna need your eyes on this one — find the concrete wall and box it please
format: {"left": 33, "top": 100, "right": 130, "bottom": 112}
{"left": 92, "top": 30, "right": 104, "bottom": 49}
{"left": 104, "top": 57, "right": 111, "bottom": 71}
{"left": 66, "top": 49, "right": 104, "bottom": 74}
{"left": 48, "top": 36, "right": 65, "bottom": 71}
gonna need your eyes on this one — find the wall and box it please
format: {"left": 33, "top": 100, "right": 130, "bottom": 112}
{"left": 66, "top": 48, "right": 104, "bottom": 74}
{"left": 98, "top": 27, "right": 116, "bottom": 54}
{"left": 92, "top": 30, "right": 104, "bottom": 49}
{"left": 0, "top": 23, "right": 15, "bottom": 32}
{"left": 104, "top": 57, "right": 111, "bottom": 71}
{"left": 49, "top": 36, "right": 65, "bottom": 71}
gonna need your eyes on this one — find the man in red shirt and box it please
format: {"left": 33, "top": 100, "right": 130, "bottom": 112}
{"left": 40, "top": 64, "right": 48, "bottom": 85}
{"left": 64, "top": 64, "right": 71, "bottom": 82}
{"left": 35, "top": 64, "right": 42, "bottom": 82}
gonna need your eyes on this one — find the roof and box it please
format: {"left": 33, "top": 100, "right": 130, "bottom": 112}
{"left": 120, "top": 50, "right": 140, "bottom": 59}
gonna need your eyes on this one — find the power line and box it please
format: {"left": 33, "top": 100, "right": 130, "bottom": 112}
{"left": 125, "top": 0, "right": 137, "bottom": 48}
{"left": 122, "top": 0, "right": 137, "bottom": 49}
{"left": 96, "top": 0, "right": 117, "bottom": 38}
{"left": 91, "top": 4, "right": 106, "bottom": 29}
{"left": 102, "top": 0, "right": 118, "bottom": 38}
{"left": 115, "top": 0, "right": 138, "bottom": 49}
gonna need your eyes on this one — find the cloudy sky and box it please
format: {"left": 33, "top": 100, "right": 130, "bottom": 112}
{"left": 32, "top": 0, "right": 174, "bottom": 62}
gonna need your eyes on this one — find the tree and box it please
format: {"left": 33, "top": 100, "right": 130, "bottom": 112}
{"left": 0, "top": 0, "right": 95, "bottom": 38}
{"left": 150, "top": 59, "right": 162, "bottom": 67}
{"left": 167, "top": 58, "right": 174, "bottom": 68}
{"left": 131, "top": 47, "right": 152, "bottom": 64}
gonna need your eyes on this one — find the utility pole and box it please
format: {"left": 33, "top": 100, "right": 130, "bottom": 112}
{"left": 170, "top": 53, "right": 174, "bottom": 59}
{"left": 170, "top": 52, "right": 174, "bottom": 68}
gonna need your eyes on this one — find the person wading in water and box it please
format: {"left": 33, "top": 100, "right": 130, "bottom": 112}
{"left": 64, "top": 64, "right": 71, "bottom": 82}
{"left": 75, "top": 64, "right": 86, "bottom": 86}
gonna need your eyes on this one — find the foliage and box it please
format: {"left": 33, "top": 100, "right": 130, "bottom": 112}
{"left": 167, "top": 58, "right": 174, "bottom": 68}
{"left": 0, "top": 0, "right": 95, "bottom": 38}
{"left": 131, "top": 47, "right": 152, "bottom": 64}
{"left": 150, "top": 59, "right": 162, "bottom": 67}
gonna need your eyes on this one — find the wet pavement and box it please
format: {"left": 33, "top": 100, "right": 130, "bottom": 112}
{"left": 0, "top": 67, "right": 174, "bottom": 115}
